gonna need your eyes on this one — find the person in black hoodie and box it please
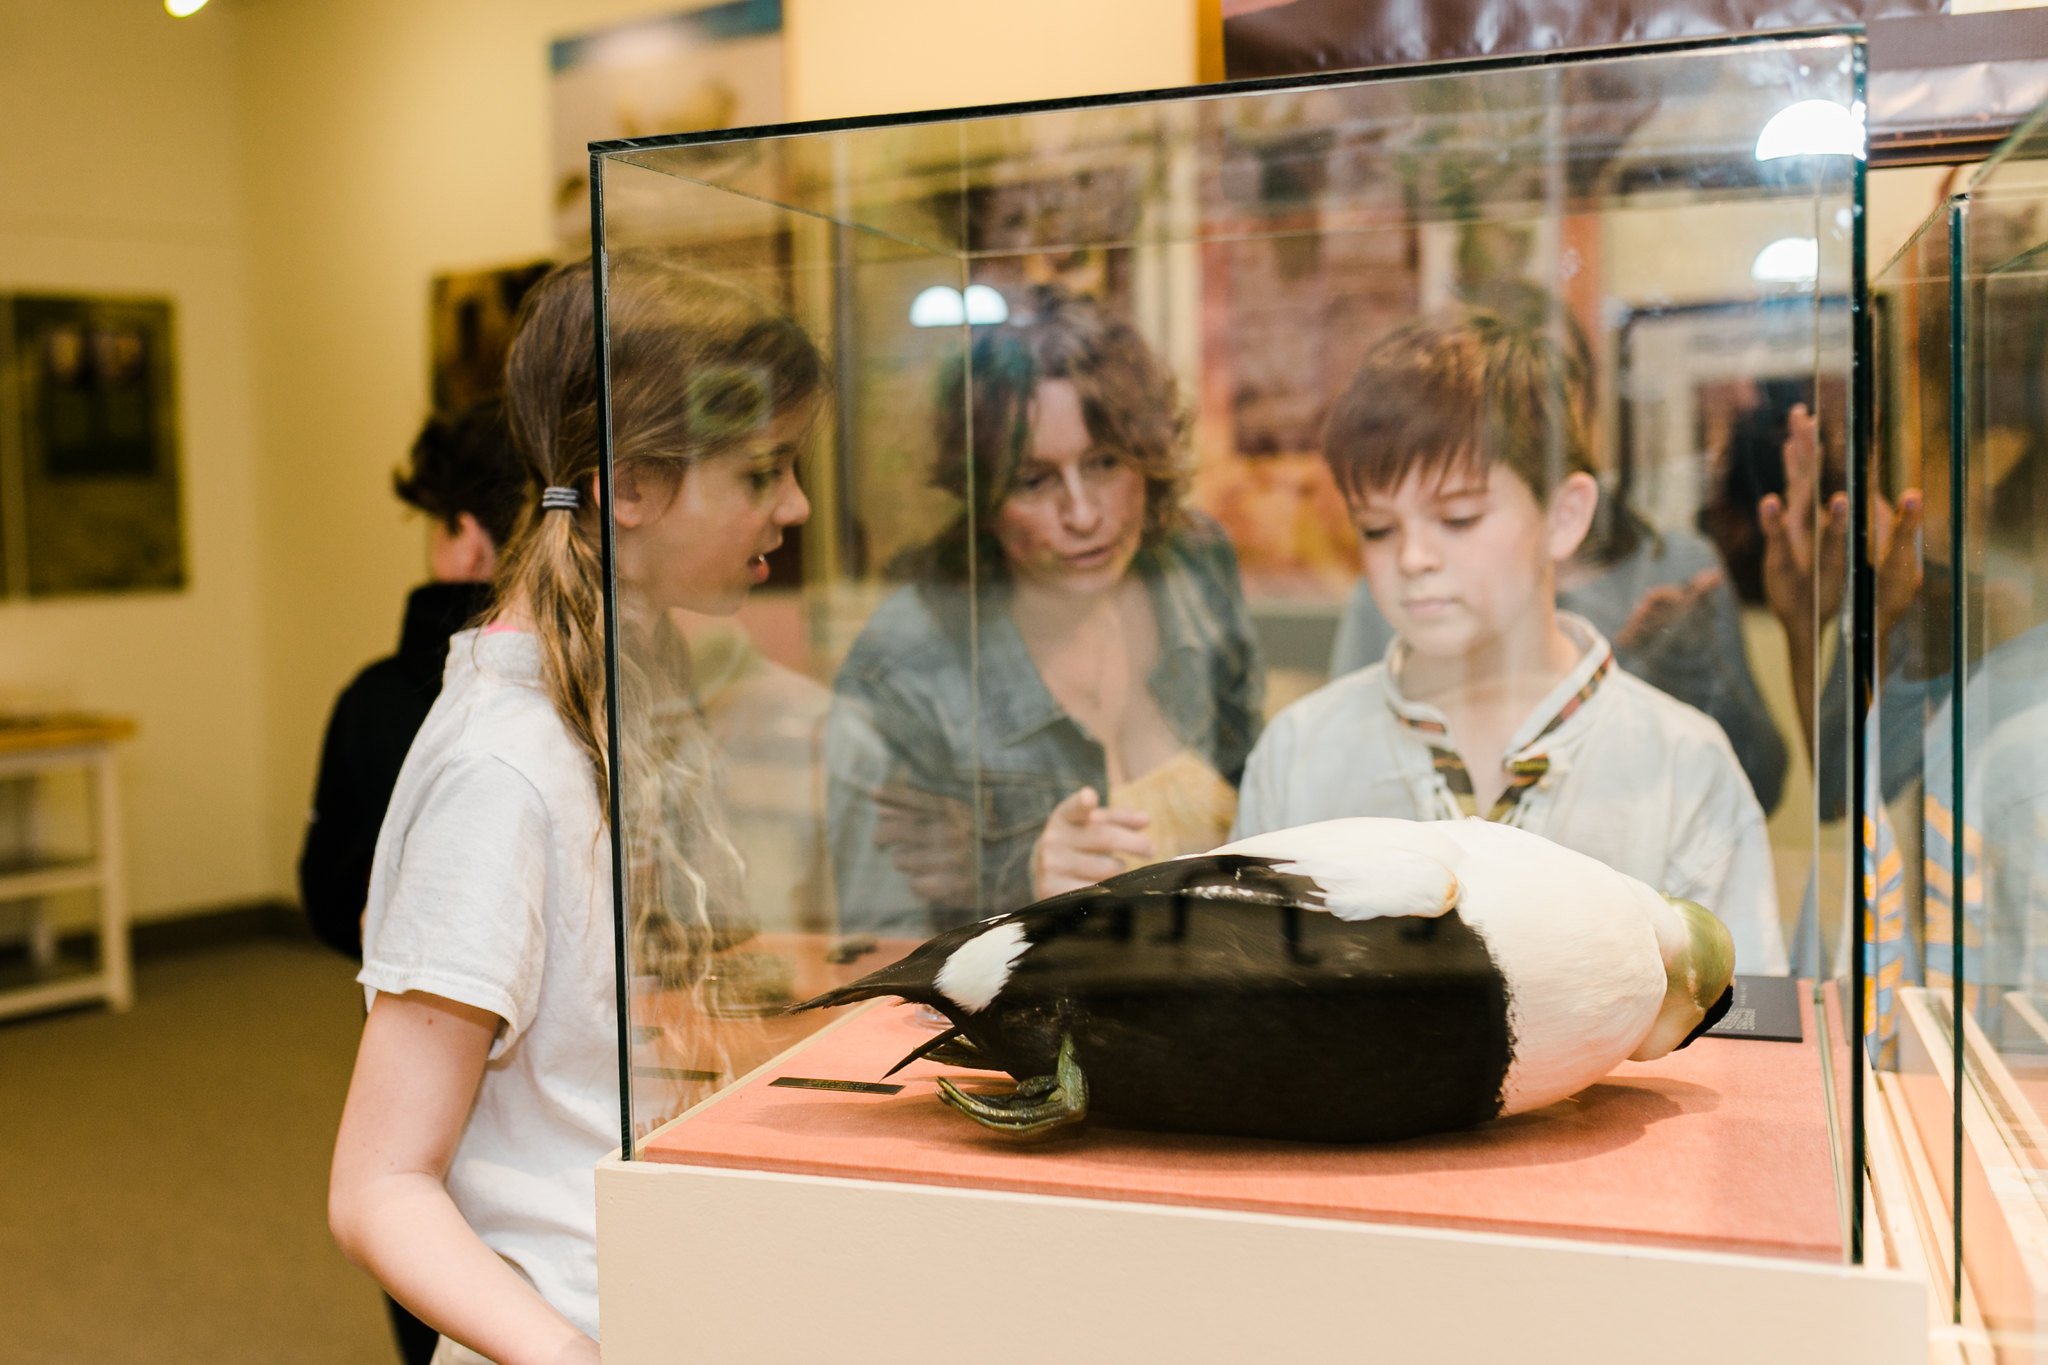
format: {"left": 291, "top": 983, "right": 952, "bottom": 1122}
{"left": 299, "top": 400, "right": 525, "bottom": 1365}
{"left": 301, "top": 400, "right": 525, "bottom": 960}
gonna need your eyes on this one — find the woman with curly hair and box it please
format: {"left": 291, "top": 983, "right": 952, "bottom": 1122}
{"left": 828, "top": 284, "right": 1264, "bottom": 936}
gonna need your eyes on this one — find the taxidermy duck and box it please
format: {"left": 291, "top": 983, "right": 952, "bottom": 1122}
{"left": 795, "top": 817, "right": 1736, "bottom": 1143}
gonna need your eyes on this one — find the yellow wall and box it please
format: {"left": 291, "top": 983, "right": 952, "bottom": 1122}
{"left": 21, "top": 1, "right": 1945, "bottom": 925}
{"left": 1869, "top": 164, "right": 1967, "bottom": 269}
{"left": 0, "top": 0, "right": 273, "bottom": 919}
{"left": 787, "top": 0, "right": 1201, "bottom": 120}
{"left": 0, "top": 0, "right": 1201, "bottom": 923}
{"left": 232, "top": 0, "right": 664, "bottom": 916}
{"left": 231, "top": 0, "right": 1206, "bottom": 910}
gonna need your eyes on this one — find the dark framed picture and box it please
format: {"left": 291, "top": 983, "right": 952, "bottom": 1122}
{"left": 428, "top": 260, "right": 554, "bottom": 415}
{"left": 2, "top": 294, "right": 184, "bottom": 598}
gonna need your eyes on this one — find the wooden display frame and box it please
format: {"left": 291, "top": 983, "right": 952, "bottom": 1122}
{"left": 1884, "top": 986, "right": 2048, "bottom": 1362}
{"left": 0, "top": 715, "right": 134, "bottom": 1021}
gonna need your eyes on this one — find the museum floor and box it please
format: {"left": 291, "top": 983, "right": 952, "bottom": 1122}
{"left": 0, "top": 933, "right": 394, "bottom": 1364}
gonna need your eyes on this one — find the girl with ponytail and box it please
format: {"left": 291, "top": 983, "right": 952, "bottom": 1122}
{"left": 329, "top": 251, "right": 824, "bottom": 1365}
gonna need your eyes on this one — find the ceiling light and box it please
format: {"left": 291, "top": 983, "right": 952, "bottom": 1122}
{"left": 1754, "top": 100, "right": 1865, "bottom": 161}
{"left": 909, "top": 286, "right": 966, "bottom": 328}
{"left": 1751, "top": 237, "right": 1819, "bottom": 285}
{"left": 963, "top": 285, "right": 1009, "bottom": 326}
{"left": 165, "top": 0, "right": 209, "bottom": 15}
{"left": 910, "top": 285, "right": 1010, "bottom": 328}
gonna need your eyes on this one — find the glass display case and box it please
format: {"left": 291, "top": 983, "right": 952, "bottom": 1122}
{"left": 1868, "top": 166, "right": 1960, "bottom": 1331}
{"left": 1874, "top": 99, "right": 2048, "bottom": 1353}
{"left": 590, "top": 28, "right": 1923, "bottom": 1362}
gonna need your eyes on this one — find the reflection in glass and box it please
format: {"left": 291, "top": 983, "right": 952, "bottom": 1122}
{"left": 827, "top": 285, "right": 1263, "bottom": 937}
{"left": 586, "top": 250, "right": 830, "bottom": 1137}
{"left": 1234, "top": 309, "right": 1785, "bottom": 976}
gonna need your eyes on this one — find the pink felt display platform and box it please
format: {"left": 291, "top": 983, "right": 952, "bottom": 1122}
{"left": 641, "top": 989, "right": 1845, "bottom": 1260}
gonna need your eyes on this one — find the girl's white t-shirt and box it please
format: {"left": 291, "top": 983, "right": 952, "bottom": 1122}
{"left": 358, "top": 627, "right": 617, "bottom": 1341}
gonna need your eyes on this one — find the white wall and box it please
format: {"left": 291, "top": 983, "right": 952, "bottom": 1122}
{"left": 0, "top": 0, "right": 272, "bottom": 920}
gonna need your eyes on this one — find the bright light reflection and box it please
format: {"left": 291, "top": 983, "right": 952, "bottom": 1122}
{"left": 909, "top": 286, "right": 966, "bottom": 328}
{"left": 1751, "top": 237, "right": 1819, "bottom": 285}
{"left": 910, "top": 285, "right": 1010, "bottom": 328}
{"left": 963, "top": 284, "right": 1009, "bottom": 325}
{"left": 165, "top": 0, "right": 209, "bottom": 15}
{"left": 1754, "top": 99, "right": 1865, "bottom": 161}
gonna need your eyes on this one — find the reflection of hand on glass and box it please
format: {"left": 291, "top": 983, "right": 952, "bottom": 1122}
{"left": 1613, "top": 566, "right": 1724, "bottom": 654}
{"left": 871, "top": 782, "right": 977, "bottom": 908}
{"left": 1032, "top": 785, "right": 1154, "bottom": 900}
{"left": 1871, "top": 485, "right": 1925, "bottom": 654}
{"left": 1758, "top": 404, "right": 1850, "bottom": 637}
{"left": 1759, "top": 402, "right": 1924, "bottom": 752}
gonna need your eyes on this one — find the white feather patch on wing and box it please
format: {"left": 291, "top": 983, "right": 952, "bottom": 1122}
{"left": 1207, "top": 819, "right": 1461, "bottom": 922}
{"left": 934, "top": 922, "right": 1030, "bottom": 1013}
{"left": 1278, "top": 848, "right": 1459, "bottom": 921}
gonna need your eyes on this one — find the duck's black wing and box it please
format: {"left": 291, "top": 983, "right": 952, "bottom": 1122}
{"left": 789, "top": 856, "right": 1320, "bottom": 1014}
{"left": 1074, "top": 854, "right": 1335, "bottom": 912}
{"left": 991, "top": 855, "right": 1365, "bottom": 1000}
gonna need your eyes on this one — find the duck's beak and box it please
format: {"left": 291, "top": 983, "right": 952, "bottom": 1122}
{"left": 1629, "top": 895, "right": 1736, "bottom": 1061}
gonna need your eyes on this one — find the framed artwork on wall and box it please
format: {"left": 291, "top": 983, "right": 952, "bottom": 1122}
{"left": 549, "top": 0, "right": 786, "bottom": 249}
{"left": 0, "top": 293, "right": 184, "bottom": 599}
{"left": 427, "top": 259, "right": 553, "bottom": 415}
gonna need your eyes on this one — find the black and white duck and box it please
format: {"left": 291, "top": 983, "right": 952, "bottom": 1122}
{"left": 795, "top": 816, "right": 1736, "bottom": 1143}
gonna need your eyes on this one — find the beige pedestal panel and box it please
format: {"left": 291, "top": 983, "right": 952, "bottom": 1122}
{"left": 596, "top": 1156, "right": 1925, "bottom": 1364}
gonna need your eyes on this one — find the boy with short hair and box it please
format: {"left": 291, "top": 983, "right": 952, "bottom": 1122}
{"left": 300, "top": 399, "right": 525, "bottom": 962}
{"left": 1233, "top": 311, "right": 1787, "bottom": 975}
{"left": 299, "top": 398, "right": 527, "bottom": 1365}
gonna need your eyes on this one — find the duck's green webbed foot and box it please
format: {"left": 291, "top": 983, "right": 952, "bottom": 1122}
{"left": 935, "top": 1034, "right": 1088, "bottom": 1139}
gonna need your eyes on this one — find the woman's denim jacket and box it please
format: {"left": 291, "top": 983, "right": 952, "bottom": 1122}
{"left": 826, "top": 517, "right": 1264, "bottom": 937}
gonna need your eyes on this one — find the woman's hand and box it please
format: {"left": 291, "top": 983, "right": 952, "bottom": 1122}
{"left": 1031, "top": 786, "right": 1154, "bottom": 900}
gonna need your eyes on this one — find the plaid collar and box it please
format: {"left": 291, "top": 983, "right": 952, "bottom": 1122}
{"left": 1383, "top": 614, "right": 1614, "bottom": 822}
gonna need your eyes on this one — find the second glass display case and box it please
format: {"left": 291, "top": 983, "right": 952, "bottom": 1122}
{"left": 1874, "top": 100, "right": 2048, "bottom": 1354}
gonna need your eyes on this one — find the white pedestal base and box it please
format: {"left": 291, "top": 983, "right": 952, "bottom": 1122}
{"left": 597, "top": 1156, "right": 1925, "bottom": 1364}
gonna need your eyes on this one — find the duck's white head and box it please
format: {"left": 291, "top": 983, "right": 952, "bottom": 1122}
{"left": 1628, "top": 895, "right": 1736, "bottom": 1061}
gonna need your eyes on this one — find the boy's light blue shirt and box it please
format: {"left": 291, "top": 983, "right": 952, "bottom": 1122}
{"left": 1234, "top": 613, "right": 1789, "bottom": 975}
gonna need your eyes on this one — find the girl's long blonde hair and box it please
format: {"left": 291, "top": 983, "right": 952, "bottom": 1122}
{"left": 496, "top": 250, "right": 825, "bottom": 999}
